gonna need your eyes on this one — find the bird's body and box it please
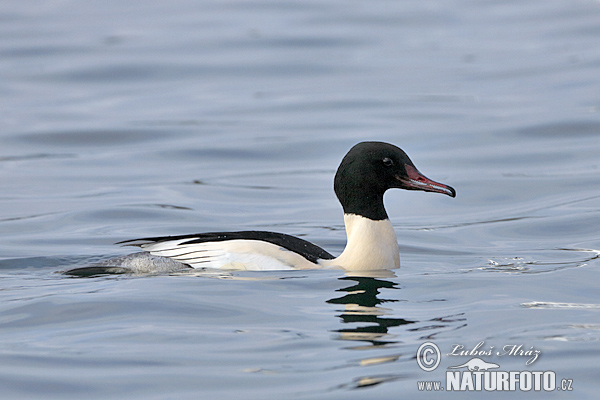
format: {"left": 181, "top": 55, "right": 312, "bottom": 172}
{"left": 64, "top": 141, "right": 455, "bottom": 276}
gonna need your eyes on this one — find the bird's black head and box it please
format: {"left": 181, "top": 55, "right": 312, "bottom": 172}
{"left": 334, "top": 141, "right": 455, "bottom": 220}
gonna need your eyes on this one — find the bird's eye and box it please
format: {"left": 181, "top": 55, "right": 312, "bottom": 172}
{"left": 382, "top": 157, "right": 394, "bottom": 167}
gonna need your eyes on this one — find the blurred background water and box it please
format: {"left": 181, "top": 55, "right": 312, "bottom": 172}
{"left": 1, "top": 0, "right": 599, "bottom": 398}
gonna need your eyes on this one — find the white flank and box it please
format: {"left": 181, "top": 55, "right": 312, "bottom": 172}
{"left": 141, "top": 239, "right": 318, "bottom": 271}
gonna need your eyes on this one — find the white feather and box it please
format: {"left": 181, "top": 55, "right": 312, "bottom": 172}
{"left": 133, "top": 215, "right": 400, "bottom": 271}
{"left": 320, "top": 214, "right": 400, "bottom": 271}
{"left": 143, "top": 239, "right": 318, "bottom": 271}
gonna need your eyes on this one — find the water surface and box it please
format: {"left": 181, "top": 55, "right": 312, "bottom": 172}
{"left": 1, "top": 0, "right": 599, "bottom": 398}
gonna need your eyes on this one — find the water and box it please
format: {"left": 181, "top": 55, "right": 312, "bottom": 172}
{"left": 1, "top": 0, "right": 600, "bottom": 398}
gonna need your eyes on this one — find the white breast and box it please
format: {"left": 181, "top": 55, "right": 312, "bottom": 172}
{"left": 320, "top": 214, "right": 400, "bottom": 271}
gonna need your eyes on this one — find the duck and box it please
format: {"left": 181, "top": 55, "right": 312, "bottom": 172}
{"left": 64, "top": 141, "right": 455, "bottom": 276}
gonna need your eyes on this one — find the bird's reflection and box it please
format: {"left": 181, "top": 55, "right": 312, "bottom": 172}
{"left": 327, "top": 272, "right": 415, "bottom": 348}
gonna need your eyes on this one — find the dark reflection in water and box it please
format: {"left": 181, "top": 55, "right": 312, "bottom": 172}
{"left": 327, "top": 275, "right": 416, "bottom": 347}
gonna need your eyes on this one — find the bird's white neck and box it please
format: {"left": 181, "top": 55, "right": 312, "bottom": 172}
{"left": 321, "top": 214, "right": 400, "bottom": 271}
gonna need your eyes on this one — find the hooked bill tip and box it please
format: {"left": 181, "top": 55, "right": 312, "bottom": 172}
{"left": 403, "top": 165, "right": 456, "bottom": 198}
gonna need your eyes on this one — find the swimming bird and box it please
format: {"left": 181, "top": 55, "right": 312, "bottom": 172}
{"left": 65, "top": 142, "right": 455, "bottom": 275}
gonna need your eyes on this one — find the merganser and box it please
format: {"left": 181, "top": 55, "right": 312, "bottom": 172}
{"left": 65, "top": 142, "right": 455, "bottom": 275}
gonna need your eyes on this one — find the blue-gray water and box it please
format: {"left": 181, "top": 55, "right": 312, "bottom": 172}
{"left": 1, "top": 0, "right": 599, "bottom": 398}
